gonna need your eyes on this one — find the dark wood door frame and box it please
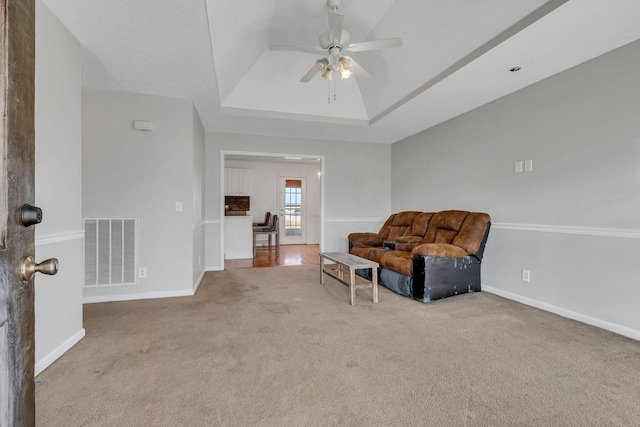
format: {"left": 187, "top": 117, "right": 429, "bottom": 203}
{"left": 1, "top": 0, "right": 37, "bottom": 425}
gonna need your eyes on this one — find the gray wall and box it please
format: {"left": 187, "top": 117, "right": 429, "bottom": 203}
{"left": 391, "top": 40, "right": 640, "bottom": 339}
{"left": 34, "top": 0, "right": 85, "bottom": 374}
{"left": 82, "top": 88, "right": 202, "bottom": 301}
{"left": 205, "top": 133, "right": 392, "bottom": 269}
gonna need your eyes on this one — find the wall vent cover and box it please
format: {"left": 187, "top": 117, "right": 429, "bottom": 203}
{"left": 84, "top": 218, "right": 137, "bottom": 286}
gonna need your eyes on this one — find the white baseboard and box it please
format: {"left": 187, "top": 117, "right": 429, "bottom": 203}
{"left": 83, "top": 289, "right": 194, "bottom": 304}
{"left": 35, "top": 328, "right": 86, "bottom": 376}
{"left": 483, "top": 285, "right": 640, "bottom": 341}
{"left": 206, "top": 266, "right": 222, "bottom": 272}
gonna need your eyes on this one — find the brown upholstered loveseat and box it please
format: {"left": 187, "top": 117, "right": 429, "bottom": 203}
{"left": 348, "top": 210, "right": 491, "bottom": 302}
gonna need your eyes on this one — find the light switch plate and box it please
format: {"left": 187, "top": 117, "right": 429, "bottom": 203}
{"left": 515, "top": 161, "right": 523, "bottom": 173}
{"left": 525, "top": 160, "right": 533, "bottom": 172}
{"left": 175, "top": 201, "right": 183, "bottom": 212}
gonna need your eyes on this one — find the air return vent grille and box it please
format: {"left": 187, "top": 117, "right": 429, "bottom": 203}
{"left": 84, "top": 218, "right": 137, "bottom": 286}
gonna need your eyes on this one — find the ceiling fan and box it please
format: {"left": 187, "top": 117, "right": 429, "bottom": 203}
{"left": 269, "top": 0, "right": 402, "bottom": 82}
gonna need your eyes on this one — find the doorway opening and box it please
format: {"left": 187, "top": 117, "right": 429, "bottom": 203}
{"left": 219, "top": 151, "right": 324, "bottom": 270}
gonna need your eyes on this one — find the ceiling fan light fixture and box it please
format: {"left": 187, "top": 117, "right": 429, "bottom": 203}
{"left": 322, "top": 67, "right": 333, "bottom": 80}
{"left": 316, "top": 58, "right": 329, "bottom": 71}
{"left": 338, "top": 56, "right": 352, "bottom": 79}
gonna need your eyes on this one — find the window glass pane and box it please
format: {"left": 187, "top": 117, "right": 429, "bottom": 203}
{"left": 284, "top": 184, "right": 302, "bottom": 236}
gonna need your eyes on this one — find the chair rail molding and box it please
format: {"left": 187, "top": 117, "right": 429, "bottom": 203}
{"left": 492, "top": 222, "right": 640, "bottom": 239}
{"left": 35, "top": 229, "right": 85, "bottom": 246}
{"left": 324, "top": 217, "right": 387, "bottom": 223}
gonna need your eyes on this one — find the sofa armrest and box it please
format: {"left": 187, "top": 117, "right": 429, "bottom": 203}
{"left": 412, "top": 243, "right": 468, "bottom": 258}
{"left": 411, "top": 255, "right": 481, "bottom": 302}
{"left": 348, "top": 232, "right": 383, "bottom": 248}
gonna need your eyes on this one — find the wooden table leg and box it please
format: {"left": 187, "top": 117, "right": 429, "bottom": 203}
{"left": 349, "top": 267, "right": 356, "bottom": 306}
{"left": 372, "top": 267, "right": 379, "bottom": 303}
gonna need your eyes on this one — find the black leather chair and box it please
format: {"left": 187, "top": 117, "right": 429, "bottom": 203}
{"left": 253, "top": 215, "right": 279, "bottom": 257}
{"left": 252, "top": 211, "right": 271, "bottom": 228}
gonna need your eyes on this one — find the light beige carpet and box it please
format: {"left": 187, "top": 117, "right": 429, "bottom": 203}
{"left": 36, "top": 265, "right": 640, "bottom": 426}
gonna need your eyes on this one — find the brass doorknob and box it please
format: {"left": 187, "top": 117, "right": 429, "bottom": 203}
{"left": 20, "top": 256, "right": 59, "bottom": 282}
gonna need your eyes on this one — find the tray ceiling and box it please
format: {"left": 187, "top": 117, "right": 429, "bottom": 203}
{"left": 42, "top": 0, "right": 640, "bottom": 144}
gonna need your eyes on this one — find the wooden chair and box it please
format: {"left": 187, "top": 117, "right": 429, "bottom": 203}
{"left": 252, "top": 211, "right": 271, "bottom": 227}
{"left": 253, "top": 215, "right": 279, "bottom": 257}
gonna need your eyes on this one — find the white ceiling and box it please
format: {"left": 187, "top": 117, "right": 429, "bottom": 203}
{"left": 42, "top": 0, "right": 640, "bottom": 144}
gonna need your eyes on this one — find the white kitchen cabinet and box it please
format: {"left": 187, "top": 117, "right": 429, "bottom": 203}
{"left": 225, "top": 168, "right": 250, "bottom": 196}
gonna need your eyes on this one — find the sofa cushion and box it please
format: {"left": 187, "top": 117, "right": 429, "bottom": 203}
{"left": 410, "top": 212, "right": 433, "bottom": 237}
{"left": 429, "top": 210, "right": 469, "bottom": 244}
{"left": 412, "top": 243, "right": 468, "bottom": 258}
{"left": 377, "top": 214, "right": 397, "bottom": 240}
{"left": 368, "top": 248, "right": 391, "bottom": 263}
{"left": 452, "top": 213, "right": 491, "bottom": 256}
{"left": 350, "top": 247, "right": 392, "bottom": 264}
{"left": 387, "top": 211, "right": 421, "bottom": 241}
{"left": 379, "top": 251, "right": 413, "bottom": 276}
{"left": 395, "top": 236, "right": 422, "bottom": 244}
{"left": 350, "top": 247, "right": 374, "bottom": 259}
{"left": 395, "top": 235, "right": 423, "bottom": 253}
{"left": 396, "top": 242, "right": 419, "bottom": 252}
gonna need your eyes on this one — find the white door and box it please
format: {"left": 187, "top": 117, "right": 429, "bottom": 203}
{"left": 279, "top": 177, "right": 306, "bottom": 245}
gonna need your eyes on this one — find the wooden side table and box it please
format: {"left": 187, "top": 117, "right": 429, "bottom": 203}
{"left": 319, "top": 252, "right": 379, "bottom": 306}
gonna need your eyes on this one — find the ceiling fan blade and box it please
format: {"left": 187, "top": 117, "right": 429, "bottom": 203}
{"left": 344, "top": 37, "right": 403, "bottom": 53}
{"left": 346, "top": 57, "right": 372, "bottom": 81}
{"left": 269, "top": 45, "right": 325, "bottom": 55}
{"left": 300, "top": 63, "right": 321, "bottom": 82}
{"left": 328, "top": 12, "right": 344, "bottom": 44}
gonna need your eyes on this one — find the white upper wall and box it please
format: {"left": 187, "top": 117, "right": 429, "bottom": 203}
{"left": 392, "top": 39, "right": 640, "bottom": 229}
{"left": 206, "top": 133, "right": 391, "bottom": 221}
{"left": 35, "top": 1, "right": 82, "bottom": 235}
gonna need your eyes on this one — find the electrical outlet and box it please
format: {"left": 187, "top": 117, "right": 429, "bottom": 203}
{"left": 521, "top": 269, "right": 530, "bottom": 282}
{"left": 139, "top": 267, "right": 147, "bottom": 279}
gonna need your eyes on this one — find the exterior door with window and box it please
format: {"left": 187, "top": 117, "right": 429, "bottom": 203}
{"left": 279, "top": 177, "right": 306, "bottom": 245}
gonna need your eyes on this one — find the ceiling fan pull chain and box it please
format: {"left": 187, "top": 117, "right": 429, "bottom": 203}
{"left": 333, "top": 79, "right": 337, "bottom": 102}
